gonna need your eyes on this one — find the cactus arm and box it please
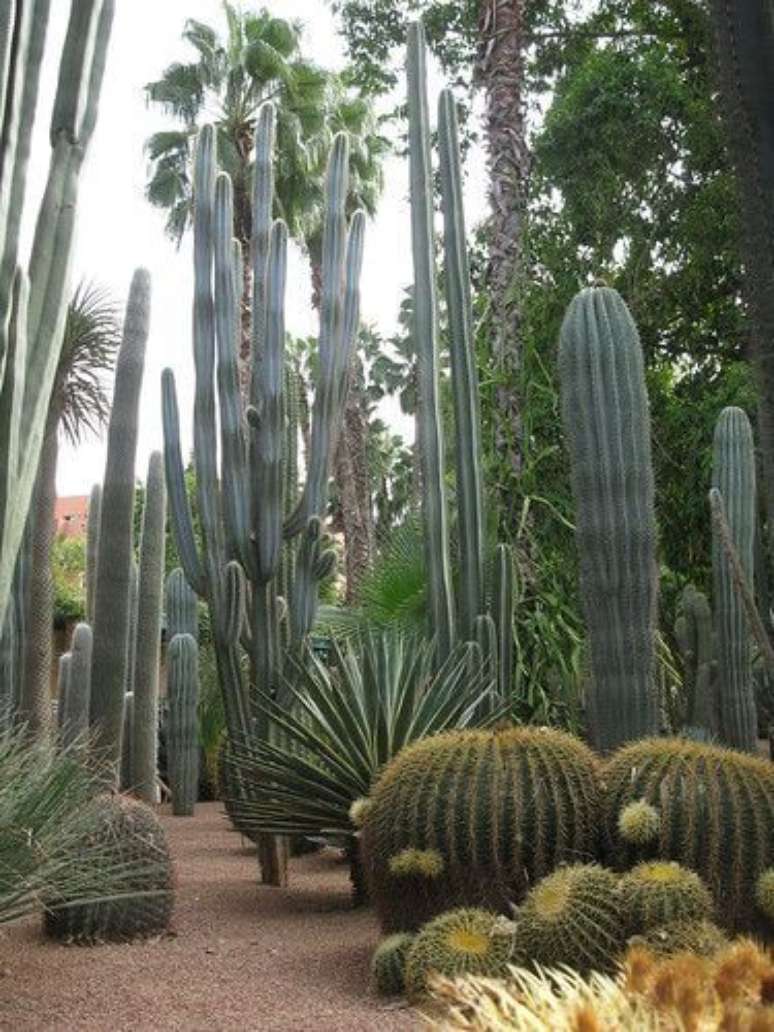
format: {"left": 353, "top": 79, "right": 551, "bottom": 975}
{"left": 132, "top": 451, "right": 166, "bottom": 804}
{"left": 161, "top": 369, "right": 205, "bottom": 596}
{"left": 167, "top": 633, "right": 200, "bottom": 816}
{"left": 438, "top": 88, "right": 485, "bottom": 641}
{"left": 89, "top": 269, "right": 150, "bottom": 783}
{"left": 61, "top": 622, "right": 92, "bottom": 750}
{"left": 406, "top": 22, "right": 455, "bottom": 661}
{"left": 56, "top": 653, "right": 71, "bottom": 729}
{"left": 711, "top": 408, "right": 760, "bottom": 751}
{"left": 165, "top": 567, "right": 198, "bottom": 642}
{"left": 213, "top": 173, "right": 249, "bottom": 570}
{"left": 0, "top": 270, "right": 28, "bottom": 547}
{"left": 335, "top": 210, "right": 366, "bottom": 414}
{"left": 559, "top": 286, "right": 659, "bottom": 751}
{"left": 250, "top": 102, "right": 275, "bottom": 401}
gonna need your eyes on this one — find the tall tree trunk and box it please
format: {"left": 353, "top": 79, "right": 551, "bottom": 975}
{"left": 335, "top": 354, "right": 374, "bottom": 603}
{"left": 477, "top": 0, "right": 530, "bottom": 533}
{"left": 18, "top": 405, "right": 60, "bottom": 739}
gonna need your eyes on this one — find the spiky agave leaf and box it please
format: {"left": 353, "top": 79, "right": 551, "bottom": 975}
{"left": 223, "top": 629, "right": 501, "bottom": 841}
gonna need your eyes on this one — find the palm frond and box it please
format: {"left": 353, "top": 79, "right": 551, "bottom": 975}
{"left": 145, "top": 62, "right": 205, "bottom": 125}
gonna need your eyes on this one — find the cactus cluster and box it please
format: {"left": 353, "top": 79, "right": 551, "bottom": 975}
{"left": 404, "top": 908, "right": 515, "bottom": 998}
{"left": 602, "top": 737, "right": 774, "bottom": 934}
{"left": 362, "top": 726, "right": 600, "bottom": 932}
{"left": 44, "top": 794, "right": 174, "bottom": 943}
{"left": 511, "top": 864, "right": 624, "bottom": 975}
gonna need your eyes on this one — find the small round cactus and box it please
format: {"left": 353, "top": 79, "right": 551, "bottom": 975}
{"left": 405, "top": 908, "right": 515, "bottom": 997}
{"left": 629, "top": 919, "right": 727, "bottom": 958}
{"left": 349, "top": 797, "right": 372, "bottom": 829}
{"left": 371, "top": 933, "right": 415, "bottom": 996}
{"left": 755, "top": 868, "right": 774, "bottom": 922}
{"left": 619, "top": 861, "right": 713, "bottom": 935}
{"left": 43, "top": 794, "right": 174, "bottom": 944}
{"left": 389, "top": 848, "right": 445, "bottom": 879}
{"left": 618, "top": 800, "right": 660, "bottom": 845}
{"left": 511, "top": 864, "right": 624, "bottom": 975}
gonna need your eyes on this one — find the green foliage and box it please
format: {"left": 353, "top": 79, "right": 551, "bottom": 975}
{"left": 601, "top": 737, "right": 774, "bottom": 935}
{"left": 405, "top": 908, "right": 516, "bottom": 999}
{"left": 51, "top": 535, "right": 86, "bottom": 623}
{"left": 371, "top": 933, "right": 415, "bottom": 996}
{"left": 511, "top": 864, "right": 624, "bottom": 975}
{"left": 618, "top": 861, "right": 714, "bottom": 936}
{"left": 44, "top": 793, "right": 174, "bottom": 943}
{"left": 362, "top": 726, "right": 600, "bottom": 933}
{"left": 222, "top": 630, "right": 499, "bottom": 845}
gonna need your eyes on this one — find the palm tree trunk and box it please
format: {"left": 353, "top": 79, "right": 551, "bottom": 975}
{"left": 18, "top": 405, "right": 60, "bottom": 740}
{"left": 335, "top": 354, "right": 374, "bottom": 603}
{"left": 477, "top": 0, "right": 530, "bottom": 532}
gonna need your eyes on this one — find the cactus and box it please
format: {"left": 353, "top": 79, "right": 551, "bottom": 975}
{"left": 601, "top": 737, "right": 774, "bottom": 934}
{"left": 511, "top": 864, "right": 624, "bottom": 975}
{"left": 43, "top": 794, "right": 174, "bottom": 943}
{"left": 617, "top": 800, "right": 660, "bottom": 846}
{"left": 711, "top": 407, "right": 758, "bottom": 752}
{"left": 85, "top": 483, "right": 101, "bottom": 624}
{"left": 55, "top": 653, "right": 70, "bottom": 730}
{"left": 120, "top": 692, "right": 134, "bottom": 792}
{"left": 0, "top": 0, "right": 114, "bottom": 627}
{"left": 755, "top": 869, "right": 774, "bottom": 924}
{"left": 167, "top": 633, "right": 199, "bottom": 817}
{"left": 0, "top": 597, "right": 16, "bottom": 728}
{"left": 362, "top": 726, "right": 600, "bottom": 932}
{"left": 674, "top": 583, "right": 715, "bottom": 736}
{"left": 558, "top": 286, "right": 659, "bottom": 752}
{"left": 618, "top": 862, "right": 714, "bottom": 935}
{"left": 165, "top": 567, "right": 197, "bottom": 642}
{"left": 60, "top": 622, "right": 92, "bottom": 750}
{"left": 405, "top": 908, "right": 515, "bottom": 998}
{"left": 131, "top": 452, "right": 166, "bottom": 804}
{"left": 630, "top": 919, "right": 727, "bottom": 958}
{"left": 89, "top": 270, "right": 151, "bottom": 784}
{"left": 371, "top": 933, "right": 415, "bottom": 997}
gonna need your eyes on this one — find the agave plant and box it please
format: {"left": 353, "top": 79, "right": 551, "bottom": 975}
{"left": 223, "top": 629, "right": 500, "bottom": 896}
{"left": 0, "top": 727, "right": 167, "bottom": 925}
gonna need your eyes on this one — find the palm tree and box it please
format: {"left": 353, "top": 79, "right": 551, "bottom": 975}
{"left": 17, "top": 285, "right": 121, "bottom": 739}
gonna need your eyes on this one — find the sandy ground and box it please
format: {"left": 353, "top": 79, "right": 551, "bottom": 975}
{"left": 0, "top": 803, "right": 417, "bottom": 1032}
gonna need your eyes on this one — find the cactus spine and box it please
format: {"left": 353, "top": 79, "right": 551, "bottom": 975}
{"left": 167, "top": 633, "right": 199, "bottom": 816}
{"left": 165, "top": 567, "right": 198, "bottom": 642}
{"left": 89, "top": 269, "right": 150, "bottom": 784}
{"left": 558, "top": 286, "right": 659, "bottom": 752}
{"left": 711, "top": 407, "right": 758, "bottom": 752}
{"left": 61, "top": 622, "right": 91, "bottom": 750}
{"left": 132, "top": 452, "right": 166, "bottom": 803}
{"left": 0, "top": 0, "right": 114, "bottom": 626}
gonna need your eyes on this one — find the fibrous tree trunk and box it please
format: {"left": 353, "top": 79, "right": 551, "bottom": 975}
{"left": 18, "top": 402, "right": 60, "bottom": 740}
{"left": 477, "top": 0, "right": 529, "bottom": 532}
{"left": 334, "top": 354, "right": 374, "bottom": 603}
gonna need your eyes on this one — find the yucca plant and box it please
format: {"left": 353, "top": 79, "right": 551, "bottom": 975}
{"left": 0, "top": 727, "right": 167, "bottom": 925}
{"left": 223, "top": 629, "right": 500, "bottom": 898}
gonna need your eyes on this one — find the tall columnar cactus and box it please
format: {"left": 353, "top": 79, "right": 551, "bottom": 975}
{"left": 0, "top": 0, "right": 114, "bottom": 627}
{"left": 558, "top": 286, "right": 659, "bottom": 752}
{"left": 162, "top": 107, "right": 365, "bottom": 884}
{"left": 362, "top": 726, "right": 600, "bottom": 933}
{"left": 89, "top": 270, "right": 151, "bottom": 784}
{"left": 167, "top": 633, "right": 199, "bottom": 817}
{"left": 711, "top": 407, "right": 758, "bottom": 752}
{"left": 165, "top": 567, "right": 198, "bottom": 642}
{"left": 132, "top": 452, "right": 166, "bottom": 804}
{"left": 601, "top": 737, "right": 774, "bottom": 935}
{"left": 55, "top": 653, "right": 70, "bottom": 729}
{"left": 674, "top": 583, "right": 715, "bottom": 736}
{"left": 60, "top": 622, "right": 92, "bottom": 750}
{"left": 120, "top": 692, "right": 134, "bottom": 792}
{"left": 85, "top": 482, "right": 101, "bottom": 624}
{"left": 0, "top": 590, "right": 16, "bottom": 728}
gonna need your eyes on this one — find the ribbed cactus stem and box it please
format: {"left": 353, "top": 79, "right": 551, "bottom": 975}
{"left": 558, "top": 286, "right": 659, "bottom": 752}
{"left": 61, "top": 622, "right": 92, "bottom": 750}
{"left": 0, "top": 590, "right": 16, "bottom": 729}
{"left": 120, "top": 691, "right": 134, "bottom": 791}
{"left": 711, "top": 407, "right": 758, "bottom": 752}
{"left": 676, "top": 584, "right": 715, "bottom": 735}
{"left": 167, "top": 633, "right": 200, "bottom": 816}
{"left": 56, "top": 652, "right": 71, "bottom": 730}
{"left": 89, "top": 268, "right": 150, "bottom": 784}
{"left": 165, "top": 567, "right": 198, "bottom": 641}
{"left": 406, "top": 23, "right": 455, "bottom": 662}
{"left": 132, "top": 451, "right": 166, "bottom": 804}
{"left": 438, "top": 87, "right": 484, "bottom": 642}
{"left": 85, "top": 482, "right": 101, "bottom": 624}
{"left": 493, "top": 544, "right": 515, "bottom": 699}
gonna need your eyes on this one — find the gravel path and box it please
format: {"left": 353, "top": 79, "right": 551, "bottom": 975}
{"left": 0, "top": 803, "right": 417, "bottom": 1031}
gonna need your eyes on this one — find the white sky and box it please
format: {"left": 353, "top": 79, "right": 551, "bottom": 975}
{"left": 23, "top": 1, "right": 487, "bottom": 496}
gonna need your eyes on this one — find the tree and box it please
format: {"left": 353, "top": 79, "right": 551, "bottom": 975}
{"left": 17, "top": 285, "right": 120, "bottom": 739}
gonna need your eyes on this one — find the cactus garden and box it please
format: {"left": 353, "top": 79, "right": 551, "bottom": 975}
{"left": 1, "top": 1, "right": 774, "bottom": 1030}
